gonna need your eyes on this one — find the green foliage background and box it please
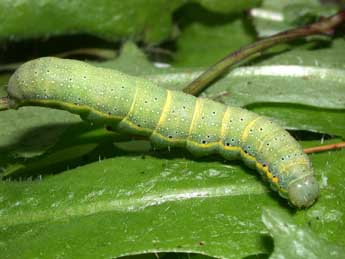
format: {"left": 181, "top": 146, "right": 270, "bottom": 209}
{"left": 0, "top": 0, "right": 344, "bottom": 258}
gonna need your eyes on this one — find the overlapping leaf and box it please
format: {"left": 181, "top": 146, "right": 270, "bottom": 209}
{"left": 0, "top": 0, "right": 259, "bottom": 44}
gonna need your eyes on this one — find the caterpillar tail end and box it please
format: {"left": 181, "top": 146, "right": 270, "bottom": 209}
{"left": 288, "top": 175, "right": 319, "bottom": 208}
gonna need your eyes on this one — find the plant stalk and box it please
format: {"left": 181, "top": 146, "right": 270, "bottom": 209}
{"left": 0, "top": 97, "right": 9, "bottom": 111}
{"left": 304, "top": 142, "right": 345, "bottom": 154}
{"left": 183, "top": 10, "right": 345, "bottom": 96}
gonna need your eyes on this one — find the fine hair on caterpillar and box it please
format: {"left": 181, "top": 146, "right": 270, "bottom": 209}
{"left": 6, "top": 57, "right": 320, "bottom": 208}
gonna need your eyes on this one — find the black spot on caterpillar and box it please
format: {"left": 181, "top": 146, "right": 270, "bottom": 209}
{"left": 7, "top": 57, "right": 319, "bottom": 208}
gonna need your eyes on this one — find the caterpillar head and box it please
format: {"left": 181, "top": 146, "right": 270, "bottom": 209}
{"left": 288, "top": 175, "right": 319, "bottom": 208}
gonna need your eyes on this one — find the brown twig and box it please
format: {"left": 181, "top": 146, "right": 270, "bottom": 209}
{"left": 55, "top": 48, "right": 117, "bottom": 59}
{"left": 0, "top": 97, "right": 9, "bottom": 111}
{"left": 304, "top": 142, "right": 345, "bottom": 154}
{"left": 183, "top": 10, "right": 345, "bottom": 96}
{"left": 0, "top": 63, "right": 22, "bottom": 72}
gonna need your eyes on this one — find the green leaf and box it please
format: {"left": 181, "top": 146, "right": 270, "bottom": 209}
{"left": 0, "top": 0, "right": 177, "bottom": 43}
{"left": 95, "top": 42, "right": 158, "bottom": 76}
{"left": 159, "top": 39, "right": 345, "bottom": 110}
{"left": 262, "top": 208, "right": 345, "bottom": 259}
{"left": 1, "top": 140, "right": 345, "bottom": 258}
{"left": 0, "top": 0, "right": 260, "bottom": 44}
{"left": 173, "top": 5, "right": 255, "bottom": 67}
{"left": 0, "top": 108, "right": 80, "bottom": 160}
{"left": 0, "top": 154, "right": 272, "bottom": 259}
{"left": 1, "top": 123, "right": 133, "bottom": 178}
{"left": 251, "top": 0, "right": 339, "bottom": 36}
{"left": 194, "top": 0, "right": 262, "bottom": 14}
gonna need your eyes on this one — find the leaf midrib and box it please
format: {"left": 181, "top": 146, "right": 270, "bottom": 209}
{"left": 0, "top": 182, "right": 267, "bottom": 227}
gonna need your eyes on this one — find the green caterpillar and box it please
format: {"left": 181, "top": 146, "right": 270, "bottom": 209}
{"left": 6, "top": 57, "right": 319, "bottom": 208}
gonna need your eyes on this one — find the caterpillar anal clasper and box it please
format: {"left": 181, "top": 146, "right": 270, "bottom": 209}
{"left": 7, "top": 57, "right": 319, "bottom": 208}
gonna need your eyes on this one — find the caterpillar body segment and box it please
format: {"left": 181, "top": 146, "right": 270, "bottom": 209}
{"left": 7, "top": 57, "right": 319, "bottom": 208}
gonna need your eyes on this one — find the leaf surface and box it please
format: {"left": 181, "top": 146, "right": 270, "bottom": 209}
{"left": 1, "top": 141, "right": 345, "bottom": 258}
{"left": 262, "top": 208, "right": 345, "bottom": 259}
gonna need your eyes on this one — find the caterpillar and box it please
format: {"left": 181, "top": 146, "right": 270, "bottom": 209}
{"left": 6, "top": 57, "right": 319, "bottom": 208}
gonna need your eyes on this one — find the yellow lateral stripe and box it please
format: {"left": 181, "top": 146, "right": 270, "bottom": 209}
{"left": 24, "top": 99, "right": 123, "bottom": 120}
{"left": 240, "top": 149, "right": 256, "bottom": 161}
{"left": 219, "top": 107, "right": 231, "bottom": 142}
{"left": 187, "top": 98, "right": 202, "bottom": 138}
{"left": 154, "top": 90, "right": 172, "bottom": 130}
{"left": 257, "top": 162, "right": 272, "bottom": 178}
{"left": 241, "top": 116, "right": 262, "bottom": 142}
{"left": 223, "top": 145, "right": 240, "bottom": 151}
{"left": 240, "top": 148, "right": 281, "bottom": 186}
{"left": 121, "top": 85, "right": 139, "bottom": 122}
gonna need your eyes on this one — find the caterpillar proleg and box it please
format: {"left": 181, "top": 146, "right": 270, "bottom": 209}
{"left": 6, "top": 57, "right": 319, "bottom": 208}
